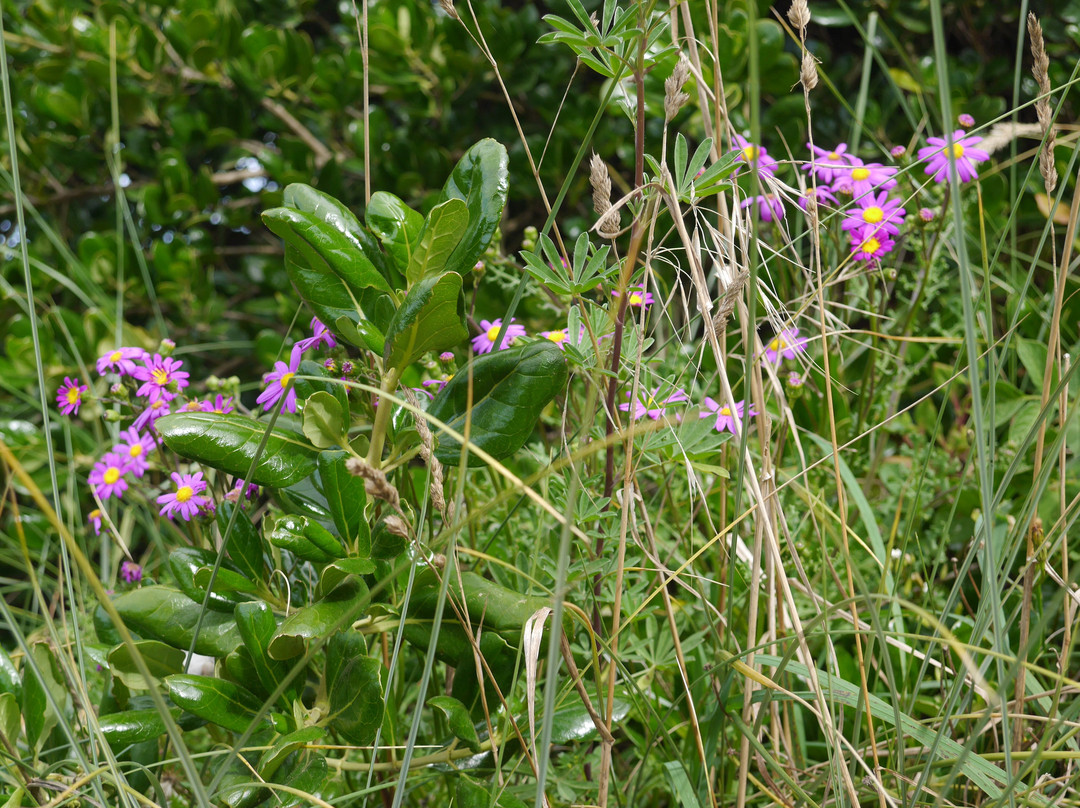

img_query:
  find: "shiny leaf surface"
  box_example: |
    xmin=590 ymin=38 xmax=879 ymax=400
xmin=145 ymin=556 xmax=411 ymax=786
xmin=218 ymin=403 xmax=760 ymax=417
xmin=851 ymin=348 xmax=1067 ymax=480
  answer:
xmin=383 ymin=271 xmax=468 ymax=372
xmin=434 ymin=138 xmax=509 ymax=276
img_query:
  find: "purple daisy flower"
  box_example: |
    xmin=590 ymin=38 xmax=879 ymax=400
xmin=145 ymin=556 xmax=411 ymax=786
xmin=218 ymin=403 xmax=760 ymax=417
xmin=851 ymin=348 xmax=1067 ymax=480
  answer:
xmin=798 ymin=186 xmax=838 ymax=211
xmin=422 ymin=376 xmax=449 ymax=393
xmin=256 ymin=345 xmax=303 ymax=413
xmin=200 ymin=394 xmax=235 ymax=414
xmin=88 ymin=509 xmax=103 ymax=536
xmin=612 ymin=285 xmax=656 ymax=309
xmin=840 ymin=191 xmax=906 ymax=239
xmin=96 ymin=347 xmax=147 ymax=377
xmin=700 ymin=397 xmax=756 ymax=434
xmin=619 ymin=385 xmax=689 ymax=421
xmin=132 ymin=354 xmax=190 ymax=402
xmin=764 ymin=328 xmax=808 ymax=363
xmin=732 ymin=134 xmax=778 ymax=176
xmin=57 ymin=377 xmax=88 ymax=416
xmin=133 ymin=398 xmax=171 ymax=431
xmin=89 ymin=452 xmax=130 ymax=501
xmin=540 ymin=328 xmax=570 ymax=349
xmin=297 ymin=317 xmax=337 ymax=353
xmin=803 ymin=143 xmax=853 ymax=183
xmin=120 ymin=561 xmax=142 ymax=584
xmin=179 ymin=399 xmax=204 ymax=412
xmin=157 ymin=471 xmax=211 ymax=521
xmin=851 ymin=232 xmax=896 ymax=262
xmin=115 ymin=427 xmax=156 ymax=478
xmin=917 ymin=130 xmax=989 ymax=184
xmin=832 ymin=157 xmax=898 ymax=198
xmin=472 ymin=319 xmax=526 ymax=354
xmin=740 ymin=193 xmax=784 ymax=222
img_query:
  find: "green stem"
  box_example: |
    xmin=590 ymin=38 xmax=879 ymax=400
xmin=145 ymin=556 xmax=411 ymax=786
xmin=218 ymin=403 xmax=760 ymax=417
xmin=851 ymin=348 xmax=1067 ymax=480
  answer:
xmin=366 ymin=368 xmax=401 ymax=468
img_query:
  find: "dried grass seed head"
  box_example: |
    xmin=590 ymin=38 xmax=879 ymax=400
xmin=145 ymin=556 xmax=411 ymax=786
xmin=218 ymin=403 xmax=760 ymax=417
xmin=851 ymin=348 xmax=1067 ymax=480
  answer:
xmin=1027 ymin=13 xmax=1058 ymax=192
xmin=664 ymin=54 xmax=692 ymax=122
xmin=788 ymin=0 xmax=811 ymax=36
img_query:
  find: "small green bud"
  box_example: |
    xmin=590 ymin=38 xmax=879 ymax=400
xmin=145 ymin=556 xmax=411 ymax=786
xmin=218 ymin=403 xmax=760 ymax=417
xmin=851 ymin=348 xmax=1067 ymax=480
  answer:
xmin=104 ymin=409 xmax=123 ymax=422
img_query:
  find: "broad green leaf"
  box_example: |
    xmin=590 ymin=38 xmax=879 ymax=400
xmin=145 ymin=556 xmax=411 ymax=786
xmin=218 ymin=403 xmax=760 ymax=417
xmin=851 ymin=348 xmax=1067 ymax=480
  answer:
xmin=165 ymin=674 xmax=269 ymax=734
xmin=268 ymin=514 xmax=344 ymax=563
xmin=434 ymin=139 xmax=509 ymax=277
xmin=294 ymin=359 xmax=348 ymax=417
xmin=319 ymin=558 xmax=377 ymax=595
xmin=369 ymin=516 xmax=408 ymax=560
xmin=268 ymin=579 xmax=369 ymax=660
xmin=234 ymin=602 xmax=296 ymax=705
xmin=259 ymin=726 xmax=325 ymax=781
xmin=302 ymin=391 xmax=345 ymax=449
xmin=262 ymin=206 xmax=391 ymax=294
xmin=23 ymin=643 xmax=67 ymax=755
xmin=217 ymin=502 xmax=265 ymax=583
xmin=548 ymin=691 xmax=631 ymax=743
xmin=157 ymin=412 xmax=318 ymax=488
xmin=407 ymin=198 xmax=469 ymax=284
xmin=316 ymin=451 xmax=370 ymax=556
xmin=428 ymin=340 xmax=568 ymax=465
xmin=335 ymin=314 xmax=385 ymax=355
xmin=192 ymin=565 xmax=259 ymax=597
xmin=279 ymin=749 xmax=329 ymax=797
xmin=99 ymin=708 xmax=179 ymax=749
xmin=0 ymin=648 xmax=21 ymax=701
xmin=111 ymin=586 xmax=243 ymax=657
xmin=383 ymin=271 xmax=468 ymax=372
xmin=0 ymin=693 xmax=19 ymax=751
xmin=429 ymin=695 xmax=482 ymax=752
xmin=325 ymin=630 xmax=384 ymax=745
xmin=107 ymin=640 xmax=186 ymax=690
xmin=282 ymin=184 xmax=369 ymax=253
xmin=366 ymin=191 xmax=424 ymax=279
xmin=169 ymin=547 xmax=252 ymax=612
xmin=411 ymin=568 xmax=554 ymax=641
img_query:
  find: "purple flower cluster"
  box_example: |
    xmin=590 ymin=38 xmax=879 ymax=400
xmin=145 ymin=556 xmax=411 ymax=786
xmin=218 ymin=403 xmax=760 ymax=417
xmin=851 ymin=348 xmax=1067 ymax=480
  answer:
xmin=617 ymin=384 xmax=757 ymax=436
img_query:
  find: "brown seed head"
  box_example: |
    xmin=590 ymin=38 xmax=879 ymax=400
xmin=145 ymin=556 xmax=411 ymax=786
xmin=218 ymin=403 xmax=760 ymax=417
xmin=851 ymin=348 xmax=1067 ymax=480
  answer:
xmin=440 ymin=0 xmax=459 ymax=20
xmin=664 ymin=54 xmax=692 ymax=122
xmin=1027 ymin=13 xmax=1058 ymax=192
xmin=788 ymin=0 xmax=811 ymax=36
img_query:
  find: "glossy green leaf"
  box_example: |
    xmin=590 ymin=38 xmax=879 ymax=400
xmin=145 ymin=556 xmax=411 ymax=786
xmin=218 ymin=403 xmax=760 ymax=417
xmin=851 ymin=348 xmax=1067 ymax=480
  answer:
xmin=548 ymin=692 xmax=630 ymax=743
xmin=383 ymin=271 xmax=468 ymax=372
xmin=318 ymin=558 xmax=377 ymax=595
xmin=365 ymin=191 xmax=424 ymax=279
xmin=302 ymin=391 xmax=345 ymax=449
xmin=259 ymin=726 xmax=324 ymax=781
xmin=110 ymin=586 xmax=243 ymax=657
xmin=165 ymin=674 xmax=269 ymax=734
xmin=369 ymin=516 xmax=408 ymax=560
xmin=193 ymin=565 xmax=259 ymax=597
xmin=434 ymin=139 xmax=509 ymax=276
xmin=316 ymin=451 xmax=370 ymax=556
xmin=279 ymin=749 xmax=329 ymax=798
xmin=428 ymin=340 xmax=568 ymax=465
xmin=429 ymin=695 xmax=482 ymax=752
xmin=169 ymin=547 xmax=252 ymax=612
xmin=107 ymin=640 xmax=186 ymax=690
xmin=269 ymin=514 xmax=344 ymax=563
xmin=268 ymin=578 xmax=369 ymax=660
xmin=157 ymin=412 xmax=317 ymax=489
xmin=0 ymin=693 xmax=19 ymax=751
xmin=335 ymin=314 xmax=385 ymax=355
xmin=0 ymin=648 xmax=21 ymax=701
xmin=294 ymin=359 xmax=348 ymax=417
xmin=234 ymin=602 xmax=295 ymax=705
xmin=407 ymin=198 xmax=469 ymax=284
xmin=262 ymin=206 xmax=391 ymax=294
xmin=99 ymin=708 xmax=179 ymax=749
xmin=325 ymin=629 xmax=384 ymax=745
xmin=411 ymin=568 xmax=553 ymax=641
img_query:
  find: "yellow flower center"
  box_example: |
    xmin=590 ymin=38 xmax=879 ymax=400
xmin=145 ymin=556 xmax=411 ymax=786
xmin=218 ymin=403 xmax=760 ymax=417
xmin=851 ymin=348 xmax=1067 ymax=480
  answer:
xmin=104 ymin=467 xmax=121 ymax=485
xmin=951 ymin=143 xmax=965 ymax=158
xmin=646 ymin=396 xmax=658 ymax=409
xmin=827 ymin=151 xmax=839 ymax=160
xmin=720 ymin=406 xmax=731 ymax=417
xmin=545 ymin=330 xmax=566 ymax=343
xmin=151 ymin=399 xmax=165 ymax=410
xmin=485 ymin=325 xmax=502 ymax=343
xmin=862 ymin=206 xmax=884 ymax=224
xmin=861 ymin=237 xmax=881 ymax=255
xmin=741 ymin=145 xmax=759 ymax=162
xmin=128 ymin=444 xmax=143 ymax=458
xmin=89 ymin=509 xmax=101 ymax=520
xmin=151 ymin=368 xmax=169 ymax=385
xmin=66 ymin=387 xmax=80 ymax=404
xmin=769 ymin=337 xmax=785 ymax=352
xmin=109 ymin=350 xmax=123 ymax=362
xmin=629 ymin=292 xmax=644 ymax=306
xmin=184 ymin=401 xmax=201 ymax=411
xmin=279 ymin=372 xmax=295 ymax=388
xmin=851 ymin=167 xmax=871 ymax=181
xmin=175 ymin=486 xmax=194 ymax=503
